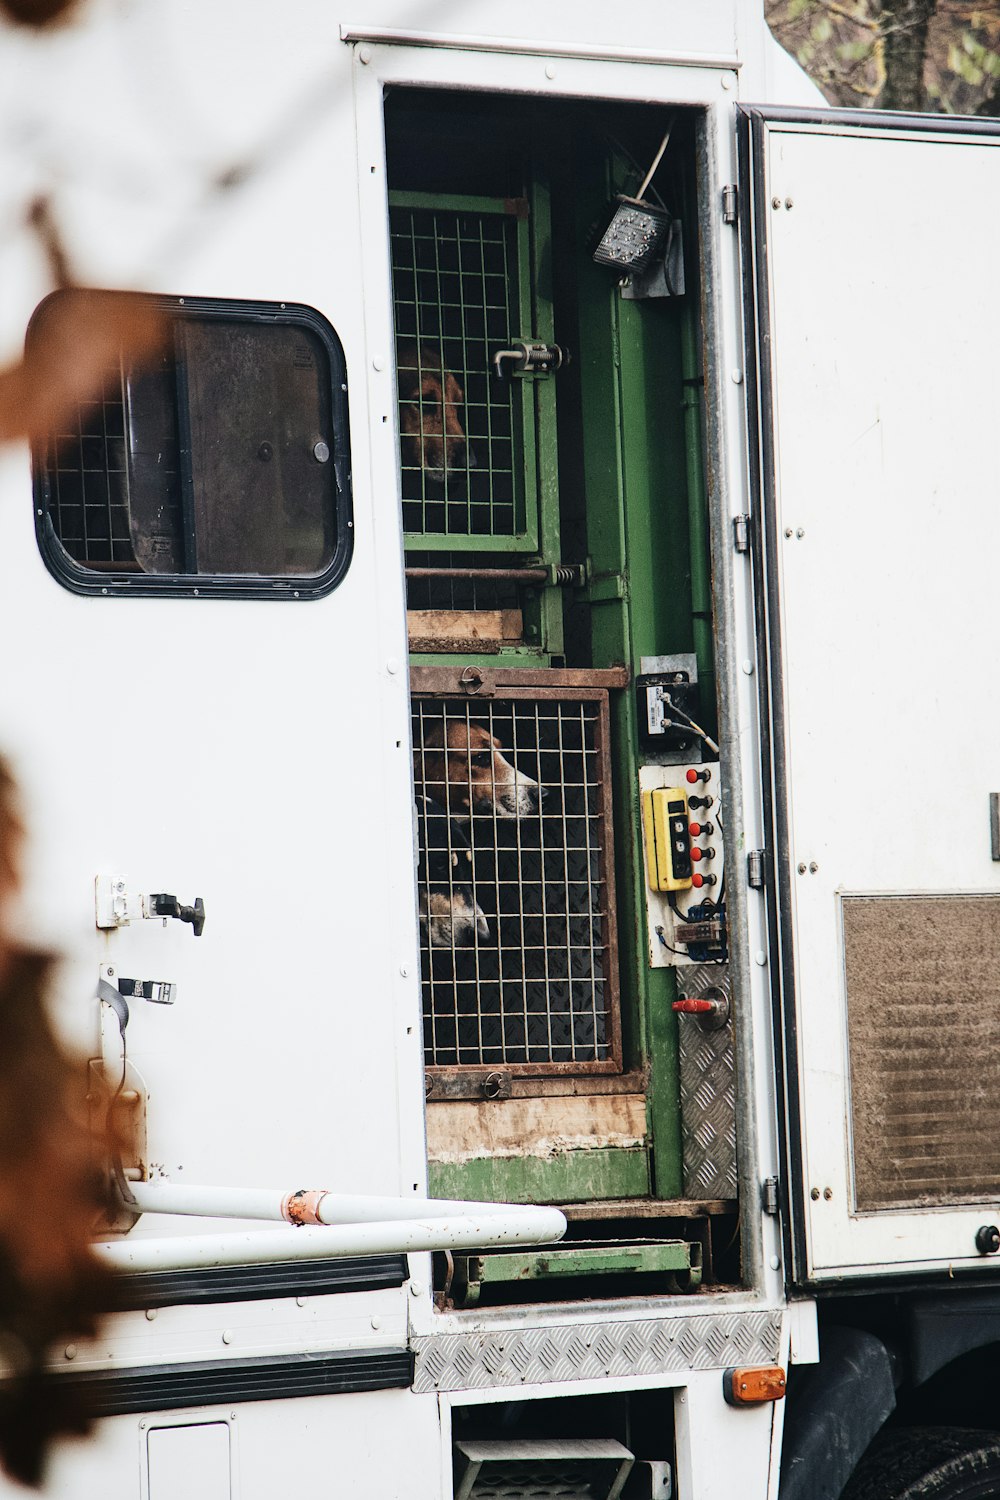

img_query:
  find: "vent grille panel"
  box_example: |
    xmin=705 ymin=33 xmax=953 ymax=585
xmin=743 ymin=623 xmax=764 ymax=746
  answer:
xmin=844 ymin=893 xmax=1000 ymax=1210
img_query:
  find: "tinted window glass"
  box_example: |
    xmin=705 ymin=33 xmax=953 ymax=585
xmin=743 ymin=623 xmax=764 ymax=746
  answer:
xmin=32 ymin=293 xmax=352 ymax=598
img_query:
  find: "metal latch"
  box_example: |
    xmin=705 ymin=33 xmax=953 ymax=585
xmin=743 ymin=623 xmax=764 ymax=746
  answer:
xmin=96 ymin=874 xmax=206 ymax=935
xmin=492 ymin=340 xmax=568 ymax=378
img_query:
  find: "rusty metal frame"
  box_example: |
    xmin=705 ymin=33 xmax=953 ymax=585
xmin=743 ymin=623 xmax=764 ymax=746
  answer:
xmin=411 ymin=667 xmax=627 ymax=1084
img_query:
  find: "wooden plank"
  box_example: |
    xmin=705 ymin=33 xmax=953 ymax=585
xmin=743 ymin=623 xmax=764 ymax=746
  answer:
xmin=407 ymin=609 xmax=523 ymax=644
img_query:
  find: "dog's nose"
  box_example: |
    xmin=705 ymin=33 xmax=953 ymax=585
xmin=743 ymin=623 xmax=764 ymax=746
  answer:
xmin=476 ymin=908 xmax=490 ymax=941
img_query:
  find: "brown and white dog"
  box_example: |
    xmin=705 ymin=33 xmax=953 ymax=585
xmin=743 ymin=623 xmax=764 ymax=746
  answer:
xmin=415 ymin=720 xmax=541 ymax=820
xmin=396 ymin=341 xmax=472 ymax=483
xmin=417 ymin=796 xmax=489 ymax=948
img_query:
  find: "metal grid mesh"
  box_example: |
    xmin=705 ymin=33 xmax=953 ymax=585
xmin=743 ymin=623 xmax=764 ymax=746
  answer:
xmin=405 ymin=553 xmax=520 ymax=612
xmin=44 ymin=361 xmax=139 ymax=566
xmin=412 ymin=695 xmax=618 ymax=1069
xmin=391 ymin=204 xmax=522 ymax=540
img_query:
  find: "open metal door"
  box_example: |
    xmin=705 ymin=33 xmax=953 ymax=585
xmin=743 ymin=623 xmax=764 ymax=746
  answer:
xmin=740 ymin=105 xmax=1000 ymax=1285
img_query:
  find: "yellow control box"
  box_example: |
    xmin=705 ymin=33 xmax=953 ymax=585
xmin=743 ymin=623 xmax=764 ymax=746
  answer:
xmin=642 ymin=787 xmax=693 ymax=892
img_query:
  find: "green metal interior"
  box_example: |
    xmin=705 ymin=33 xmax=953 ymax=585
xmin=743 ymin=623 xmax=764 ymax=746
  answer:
xmin=386 ymin=96 xmax=717 ymax=1226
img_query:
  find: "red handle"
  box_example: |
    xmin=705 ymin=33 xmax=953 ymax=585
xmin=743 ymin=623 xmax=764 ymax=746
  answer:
xmin=672 ymin=997 xmax=716 ymax=1014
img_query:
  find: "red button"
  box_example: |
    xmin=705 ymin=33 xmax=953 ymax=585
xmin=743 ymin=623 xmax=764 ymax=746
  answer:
xmin=691 ymin=873 xmax=705 ymax=888
xmin=691 ymin=847 xmax=704 ymax=862
xmin=686 ymin=769 xmax=699 ymax=783
xmin=689 ymin=823 xmax=702 ymax=838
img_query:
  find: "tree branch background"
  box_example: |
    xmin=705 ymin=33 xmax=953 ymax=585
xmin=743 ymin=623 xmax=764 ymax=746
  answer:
xmin=767 ymin=0 xmax=1000 ymax=113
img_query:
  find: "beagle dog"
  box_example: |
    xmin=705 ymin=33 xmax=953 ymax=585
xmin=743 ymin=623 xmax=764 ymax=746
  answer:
xmin=396 ymin=341 xmax=471 ymax=483
xmin=415 ymin=720 xmax=541 ymax=821
xmin=417 ymin=795 xmax=489 ymax=948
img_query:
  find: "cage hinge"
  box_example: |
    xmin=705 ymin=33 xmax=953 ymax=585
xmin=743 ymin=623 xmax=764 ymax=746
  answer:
xmin=722 ymin=185 xmax=738 ymax=225
xmin=762 ymin=1176 xmax=780 ymax=1217
xmin=732 ymin=514 xmax=751 ymax=553
xmin=747 ymin=849 xmax=767 ymax=889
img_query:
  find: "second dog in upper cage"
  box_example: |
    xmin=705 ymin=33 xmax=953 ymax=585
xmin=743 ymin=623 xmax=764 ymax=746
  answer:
xmin=416 ymin=796 xmax=489 ymax=948
xmin=415 ymin=719 xmax=541 ymax=820
xmin=396 ymin=341 xmax=474 ymax=484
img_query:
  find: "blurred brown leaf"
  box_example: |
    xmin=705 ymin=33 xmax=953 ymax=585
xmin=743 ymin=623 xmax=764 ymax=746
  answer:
xmin=0 ymin=0 xmax=77 ymax=26
xmin=0 ymin=763 xmax=119 ymax=1487
xmin=0 ymin=289 xmax=166 ymax=447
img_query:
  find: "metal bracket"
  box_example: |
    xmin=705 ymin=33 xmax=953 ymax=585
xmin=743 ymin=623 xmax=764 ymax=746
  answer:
xmin=426 ymin=1070 xmax=512 ymax=1102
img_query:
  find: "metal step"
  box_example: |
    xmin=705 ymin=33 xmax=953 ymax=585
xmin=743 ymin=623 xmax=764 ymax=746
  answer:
xmin=454 ymin=1439 xmax=635 ymax=1500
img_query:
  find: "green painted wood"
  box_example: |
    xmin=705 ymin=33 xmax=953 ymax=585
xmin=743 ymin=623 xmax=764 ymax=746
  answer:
xmin=470 ymin=1239 xmax=701 ymax=1283
xmin=427 ymin=1147 xmax=650 ymax=1205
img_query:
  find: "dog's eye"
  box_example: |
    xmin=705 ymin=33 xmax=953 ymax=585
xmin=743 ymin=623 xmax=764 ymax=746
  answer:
xmin=469 ymin=752 xmax=492 ymax=767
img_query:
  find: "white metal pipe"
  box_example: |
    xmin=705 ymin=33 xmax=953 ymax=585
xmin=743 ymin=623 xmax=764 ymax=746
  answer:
xmin=97 ymin=1209 xmax=568 ymax=1274
xmin=127 ymin=1181 xmax=552 ymax=1226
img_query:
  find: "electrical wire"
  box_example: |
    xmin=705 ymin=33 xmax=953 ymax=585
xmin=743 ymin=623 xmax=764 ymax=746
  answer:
xmin=655 ymin=924 xmax=686 ymax=956
xmin=663 ymin=693 xmax=720 ymax=755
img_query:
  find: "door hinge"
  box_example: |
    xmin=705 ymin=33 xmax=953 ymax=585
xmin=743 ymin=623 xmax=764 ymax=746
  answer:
xmin=762 ymin=1176 xmax=780 ymax=1216
xmin=732 ymin=514 xmax=750 ymax=553
xmin=747 ymin=849 xmax=767 ymax=889
xmin=722 ymin=184 xmax=738 ymax=225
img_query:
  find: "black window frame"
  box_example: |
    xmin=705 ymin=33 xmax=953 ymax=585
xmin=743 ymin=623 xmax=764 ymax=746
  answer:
xmin=30 ymin=292 xmax=353 ymax=601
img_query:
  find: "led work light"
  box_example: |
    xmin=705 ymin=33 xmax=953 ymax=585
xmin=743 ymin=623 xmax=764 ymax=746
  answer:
xmin=593 ymin=126 xmax=674 ymax=276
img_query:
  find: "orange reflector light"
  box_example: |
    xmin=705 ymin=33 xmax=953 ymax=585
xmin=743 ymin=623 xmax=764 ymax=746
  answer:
xmin=723 ymin=1365 xmax=787 ymax=1406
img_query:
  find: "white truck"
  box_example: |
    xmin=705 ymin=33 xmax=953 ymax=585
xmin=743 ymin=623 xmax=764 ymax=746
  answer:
xmin=2 ymin=2 xmax=1000 ymax=1496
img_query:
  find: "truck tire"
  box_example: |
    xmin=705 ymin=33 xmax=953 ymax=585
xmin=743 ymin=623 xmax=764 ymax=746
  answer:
xmin=842 ymin=1429 xmax=1000 ymax=1500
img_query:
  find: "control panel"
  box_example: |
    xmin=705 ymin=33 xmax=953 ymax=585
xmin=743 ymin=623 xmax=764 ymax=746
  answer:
xmin=639 ymin=762 xmax=725 ymax=968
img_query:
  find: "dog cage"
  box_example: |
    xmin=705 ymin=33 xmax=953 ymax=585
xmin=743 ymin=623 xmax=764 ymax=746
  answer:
xmin=390 ymin=181 xmax=566 ymax=662
xmin=390 ymin=193 xmax=536 ymax=550
xmin=411 ymin=669 xmax=627 ymax=1090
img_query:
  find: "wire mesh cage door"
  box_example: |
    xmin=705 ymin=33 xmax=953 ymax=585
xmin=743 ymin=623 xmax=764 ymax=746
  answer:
xmin=389 ymin=191 xmax=542 ymax=553
xmin=412 ymin=685 xmax=623 ymax=1079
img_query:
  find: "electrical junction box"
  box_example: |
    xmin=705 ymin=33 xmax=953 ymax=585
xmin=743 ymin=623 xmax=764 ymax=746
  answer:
xmin=639 ymin=761 xmax=724 ymax=968
xmin=635 ymin=653 xmax=703 ymax=760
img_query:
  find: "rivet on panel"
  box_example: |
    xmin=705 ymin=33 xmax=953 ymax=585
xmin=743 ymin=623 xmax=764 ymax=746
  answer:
xmin=823 ymin=1187 xmax=833 ymax=1200
xmin=811 ymin=1187 xmax=820 ymax=1200
xmin=785 ymin=198 xmax=794 ymax=210
xmin=64 ymin=1345 xmax=77 ymax=1360
xmin=784 ymin=527 xmax=793 ymax=538
xmin=409 ymin=1280 xmax=424 ymax=1297
xmin=544 ymin=63 xmax=557 ymax=79
xmin=772 ymin=196 xmax=782 ymax=210
xmin=755 ymin=951 xmax=767 ymax=967
xmin=222 ymin=1329 xmax=233 ymax=1345
xmin=797 ymin=862 xmax=807 ymax=874
xmin=809 ymin=862 xmax=819 ymax=873
xmin=721 ymin=73 xmax=733 ymax=90
xmin=145 ymin=1308 xmax=157 ymax=1321
xmin=796 ymin=527 xmax=805 ymax=539
xmin=742 ymin=659 xmax=754 ymax=676
xmin=769 ymin=1254 xmax=781 ymax=1270
xmin=371 ymin=1315 xmax=382 ymax=1330
xmin=358 ymin=44 xmax=372 ymax=63
xmin=731 ymin=368 xmax=743 ymax=384
xmin=296 ymin=1296 xmax=306 ymax=1308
